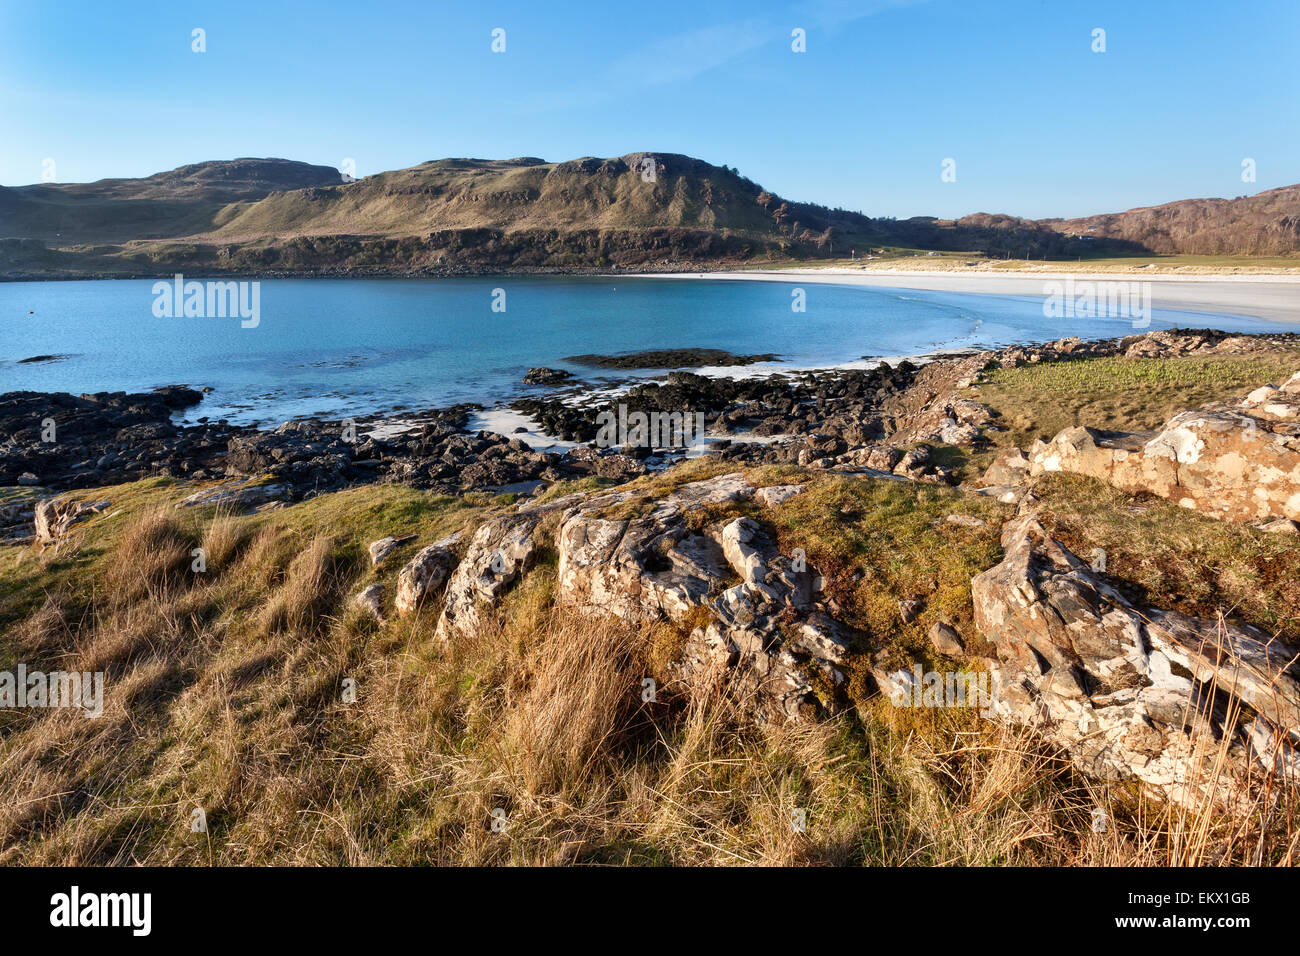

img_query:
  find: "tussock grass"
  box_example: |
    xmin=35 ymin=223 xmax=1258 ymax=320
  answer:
xmin=102 ymin=506 xmax=194 ymax=604
xmin=201 ymin=508 xmax=249 ymax=570
xmin=0 ymin=468 xmax=1293 ymax=865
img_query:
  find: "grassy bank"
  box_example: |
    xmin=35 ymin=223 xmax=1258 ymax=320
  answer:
xmin=971 ymin=350 xmax=1300 ymax=452
xmin=1 ymin=463 xmax=1295 ymax=865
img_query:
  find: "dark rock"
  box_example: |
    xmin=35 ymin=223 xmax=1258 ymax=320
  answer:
xmin=928 ymin=621 xmax=965 ymax=657
xmin=565 ymin=348 xmax=778 ymax=369
xmin=522 ymin=367 xmax=576 ymax=386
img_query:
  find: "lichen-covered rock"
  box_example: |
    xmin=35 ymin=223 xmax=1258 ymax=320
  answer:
xmin=176 ymin=480 xmax=287 ymax=511
xmin=34 ymin=496 xmax=112 ymax=545
xmin=971 ymin=512 xmax=1300 ymax=810
xmin=755 ymin=484 xmax=805 ymax=508
xmin=369 ymin=534 xmax=415 ymax=567
xmin=928 ymin=621 xmax=965 ymax=657
xmin=979 ymin=446 xmax=1031 ymax=488
xmin=434 ymin=519 xmax=537 ymax=642
xmin=681 ymin=515 xmax=843 ymax=721
xmin=894 ymin=447 xmax=931 ymax=479
xmin=1028 ymin=372 xmax=1300 ymax=523
xmin=353 ymin=583 xmax=385 ymax=623
xmin=395 ymin=532 xmax=461 ymax=617
xmin=555 ymin=481 xmax=735 ymax=623
xmin=1258 ymin=517 xmax=1300 ymax=534
xmin=554 ymin=472 xmax=848 ymax=722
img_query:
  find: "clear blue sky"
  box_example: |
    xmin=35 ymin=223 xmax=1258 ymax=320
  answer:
xmin=2 ymin=0 xmax=1296 ymax=218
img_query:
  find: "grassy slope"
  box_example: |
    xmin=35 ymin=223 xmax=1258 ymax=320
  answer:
xmin=207 ymin=158 xmax=788 ymax=241
xmin=5 ymin=155 xmax=885 ymax=276
xmin=1 ymin=459 xmax=1295 ymax=865
xmin=0 ymin=160 xmax=346 ymax=245
xmin=7 ymin=156 xmax=1299 ymax=277
xmin=971 ymin=350 xmax=1300 ymax=452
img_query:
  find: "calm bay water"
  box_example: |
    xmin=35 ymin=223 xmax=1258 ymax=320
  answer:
xmin=0 ymin=276 xmax=1282 ymax=426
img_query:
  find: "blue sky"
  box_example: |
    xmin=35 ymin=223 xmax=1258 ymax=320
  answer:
xmin=2 ymin=0 xmax=1296 ymax=218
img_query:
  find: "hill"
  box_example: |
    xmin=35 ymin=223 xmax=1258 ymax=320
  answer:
xmin=0 ymin=158 xmax=344 ymax=246
xmin=1045 ymin=184 xmax=1300 ymax=256
xmin=0 ymin=153 xmax=1295 ymax=277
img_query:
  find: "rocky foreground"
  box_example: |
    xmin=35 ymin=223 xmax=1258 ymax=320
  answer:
xmin=377 ymin=466 xmax=1300 ymax=814
xmin=9 ymin=325 xmax=1300 ymax=815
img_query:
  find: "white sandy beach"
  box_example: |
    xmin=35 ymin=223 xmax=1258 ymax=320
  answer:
xmin=647 ymin=269 xmax=1300 ymax=324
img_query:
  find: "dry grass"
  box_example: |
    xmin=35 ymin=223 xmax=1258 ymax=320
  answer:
xmin=0 ymin=474 xmax=1294 ymax=866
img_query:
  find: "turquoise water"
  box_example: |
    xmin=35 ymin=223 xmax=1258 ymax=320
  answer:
xmin=0 ymin=276 xmax=1282 ymax=426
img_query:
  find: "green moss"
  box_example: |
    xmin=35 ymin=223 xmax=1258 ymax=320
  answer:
xmin=766 ymin=474 xmax=1008 ymax=674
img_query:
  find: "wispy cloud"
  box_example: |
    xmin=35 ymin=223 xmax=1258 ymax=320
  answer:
xmin=607 ymin=17 xmax=773 ymax=89
xmin=794 ymin=0 xmax=930 ymax=32
xmin=522 ymin=0 xmax=934 ymax=113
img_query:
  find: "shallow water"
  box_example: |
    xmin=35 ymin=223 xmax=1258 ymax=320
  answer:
xmin=0 ymin=276 xmax=1282 ymax=426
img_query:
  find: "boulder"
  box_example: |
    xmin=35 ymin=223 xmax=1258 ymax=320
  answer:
xmin=755 ymin=484 xmax=805 ymax=508
xmin=1028 ymin=375 xmax=1300 ymax=524
xmin=937 ymin=417 xmax=979 ymax=445
xmin=34 ymin=496 xmax=112 ymax=545
xmin=928 ymin=621 xmax=965 ymax=657
xmin=864 ymin=446 xmax=904 ymax=472
xmin=368 ymin=534 xmax=416 ymax=566
xmin=395 ymin=532 xmax=461 ymax=617
xmin=434 ymin=518 xmax=538 ymax=641
xmin=971 ymin=512 xmax=1300 ymax=810
xmin=176 ymin=480 xmax=287 ymax=511
xmin=352 ymin=583 xmax=385 ymax=623
xmin=556 ymin=492 xmax=731 ymax=623
xmin=894 ymin=448 xmax=930 ymax=479
xmin=979 ymin=446 xmax=1031 ymax=488
xmin=1258 ymin=518 xmax=1300 ymax=535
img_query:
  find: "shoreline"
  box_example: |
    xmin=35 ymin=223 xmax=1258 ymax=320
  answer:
xmin=5 ymin=326 xmax=1299 ymax=513
xmin=9 ymin=269 xmax=1299 ymax=430
xmin=15 ymin=264 xmax=1291 ymax=323
xmin=630 ymin=268 xmax=1300 ymax=324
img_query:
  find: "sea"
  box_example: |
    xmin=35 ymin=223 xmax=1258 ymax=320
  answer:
xmin=0 ymin=276 xmax=1283 ymax=427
